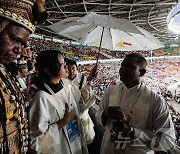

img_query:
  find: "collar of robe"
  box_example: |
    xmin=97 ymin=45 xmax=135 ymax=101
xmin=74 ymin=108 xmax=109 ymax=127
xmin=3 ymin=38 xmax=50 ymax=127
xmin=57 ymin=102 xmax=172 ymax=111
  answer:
xmin=41 ymin=80 xmax=63 ymax=94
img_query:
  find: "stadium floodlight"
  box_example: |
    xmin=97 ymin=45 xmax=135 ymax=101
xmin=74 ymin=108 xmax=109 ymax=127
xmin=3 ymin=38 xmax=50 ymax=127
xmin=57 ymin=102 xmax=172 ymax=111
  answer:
xmin=167 ymin=2 xmax=180 ymax=34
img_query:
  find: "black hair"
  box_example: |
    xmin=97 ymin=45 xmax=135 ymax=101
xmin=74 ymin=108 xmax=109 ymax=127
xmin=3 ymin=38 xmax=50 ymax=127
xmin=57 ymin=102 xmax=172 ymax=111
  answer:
xmin=36 ymin=50 xmax=62 ymax=80
xmin=65 ymin=58 xmax=77 ymax=67
xmin=18 ymin=64 xmax=27 ymax=73
xmin=125 ymin=53 xmax=147 ymax=69
xmin=27 ymin=60 xmax=34 ymax=71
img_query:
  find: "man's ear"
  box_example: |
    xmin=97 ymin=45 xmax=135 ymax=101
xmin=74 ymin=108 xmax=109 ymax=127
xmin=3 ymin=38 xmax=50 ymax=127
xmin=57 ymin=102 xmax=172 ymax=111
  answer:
xmin=139 ymin=69 xmax=146 ymax=77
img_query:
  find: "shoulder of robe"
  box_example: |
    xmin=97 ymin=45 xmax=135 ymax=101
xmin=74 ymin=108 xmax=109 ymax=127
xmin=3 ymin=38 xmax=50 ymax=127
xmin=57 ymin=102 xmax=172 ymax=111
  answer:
xmin=61 ymin=78 xmax=71 ymax=85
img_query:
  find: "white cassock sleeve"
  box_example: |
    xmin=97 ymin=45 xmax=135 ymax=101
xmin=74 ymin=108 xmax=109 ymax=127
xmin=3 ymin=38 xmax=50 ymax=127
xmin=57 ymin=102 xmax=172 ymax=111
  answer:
xmin=131 ymin=95 xmax=176 ymax=152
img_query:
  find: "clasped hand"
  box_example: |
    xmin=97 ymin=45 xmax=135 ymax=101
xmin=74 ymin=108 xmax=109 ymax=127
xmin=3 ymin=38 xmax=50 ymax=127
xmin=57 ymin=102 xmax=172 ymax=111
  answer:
xmin=107 ymin=106 xmax=124 ymax=121
xmin=103 ymin=106 xmax=131 ymax=137
xmin=102 ymin=106 xmax=130 ymax=127
xmin=57 ymin=103 xmax=75 ymax=129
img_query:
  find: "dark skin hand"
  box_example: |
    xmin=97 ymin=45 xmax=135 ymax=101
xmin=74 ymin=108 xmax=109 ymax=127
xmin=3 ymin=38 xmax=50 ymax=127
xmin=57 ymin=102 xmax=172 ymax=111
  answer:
xmin=102 ymin=106 xmax=124 ymax=126
xmin=102 ymin=106 xmax=132 ymax=137
xmin=87 ymin=64 xmax=98 ymax=81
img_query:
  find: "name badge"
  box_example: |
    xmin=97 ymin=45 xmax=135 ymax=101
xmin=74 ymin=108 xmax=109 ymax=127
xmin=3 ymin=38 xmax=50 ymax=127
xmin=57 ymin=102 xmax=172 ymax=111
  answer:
xmin=66 ymin=120 xmax=80 ymax=143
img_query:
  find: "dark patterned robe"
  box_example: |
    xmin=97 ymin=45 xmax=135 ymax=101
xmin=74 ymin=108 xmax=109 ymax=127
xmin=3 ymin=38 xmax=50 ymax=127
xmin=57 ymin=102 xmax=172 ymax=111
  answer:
xmin=0 ymin=64 xmax=28 ymax=154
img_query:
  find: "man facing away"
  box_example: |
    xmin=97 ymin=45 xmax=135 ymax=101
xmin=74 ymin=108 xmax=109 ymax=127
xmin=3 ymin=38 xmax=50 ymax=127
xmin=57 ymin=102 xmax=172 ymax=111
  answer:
xmin=0 ymin=0 xmax=48 ymax=153
xmin=96 ymin=53 xmax=176 ymax=154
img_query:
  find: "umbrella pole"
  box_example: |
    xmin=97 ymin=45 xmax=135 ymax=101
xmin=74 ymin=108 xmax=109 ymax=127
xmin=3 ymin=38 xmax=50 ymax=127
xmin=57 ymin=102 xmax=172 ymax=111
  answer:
xmin=150 ymin=50 xmax=153 ymax=64
xmin=96 ymin=27 xmax=105 ymax=64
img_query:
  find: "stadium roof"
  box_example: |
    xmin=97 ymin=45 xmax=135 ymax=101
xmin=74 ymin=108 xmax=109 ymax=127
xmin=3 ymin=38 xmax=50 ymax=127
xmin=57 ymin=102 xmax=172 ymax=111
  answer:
xmin=37 ymin=0 xmax=179 ymax=47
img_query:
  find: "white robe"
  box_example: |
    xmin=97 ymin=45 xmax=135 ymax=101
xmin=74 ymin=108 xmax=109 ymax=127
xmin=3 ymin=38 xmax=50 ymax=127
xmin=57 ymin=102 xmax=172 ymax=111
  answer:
xmin=96 ymin=82 xmax=176 ymax=154
xmin=29 ymin=79 xmax=88 ymax=154
xmin=68 ymin=72 xmax=96 ymax=109
xmin=66 ymin=74 xmax=96 ymax=144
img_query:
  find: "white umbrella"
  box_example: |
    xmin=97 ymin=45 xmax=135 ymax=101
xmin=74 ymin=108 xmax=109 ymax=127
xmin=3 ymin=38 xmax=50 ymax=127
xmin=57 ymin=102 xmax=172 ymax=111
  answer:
xmin=48 ymin=12 xmax=142 ymax=44
xmin=104 ymin=26 xmax=164 ymax=51
xmin=82 ymin=26 xmax=164 ymax=51
xmin=48 ymin=12 xmax=164 ymax=52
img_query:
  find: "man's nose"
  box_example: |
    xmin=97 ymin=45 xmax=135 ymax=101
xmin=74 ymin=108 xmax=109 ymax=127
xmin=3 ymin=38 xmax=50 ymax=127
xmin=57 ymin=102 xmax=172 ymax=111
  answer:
xmin=69 ymin=68 xmax=74 ymax=73
xmin=65 ymin=65 xmax=68 ymax=69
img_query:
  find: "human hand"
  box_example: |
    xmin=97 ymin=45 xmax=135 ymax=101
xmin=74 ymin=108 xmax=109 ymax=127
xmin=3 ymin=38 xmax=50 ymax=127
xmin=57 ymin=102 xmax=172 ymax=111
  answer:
xmin=112 ymin=121 xmax=124 ymax=134
xmin=102 ymin=106 xmax=124 ymax=126
xmin=106 ymin=106 xmax=124 ymax=121
xmin=87 ymin=64 xmax=98 ymax=81
xmin=110 ymin=111 xmax=132 ymax=138
xmin=57 ymin=103 xmax=75 ymax=129
xmin=63 ymin=103 xmax=75 ymax=124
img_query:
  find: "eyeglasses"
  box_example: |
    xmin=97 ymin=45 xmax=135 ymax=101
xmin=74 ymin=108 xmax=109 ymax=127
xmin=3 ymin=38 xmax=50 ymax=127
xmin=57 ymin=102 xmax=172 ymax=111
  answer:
xmin=59 ymin=62 xmax=67 ymax=68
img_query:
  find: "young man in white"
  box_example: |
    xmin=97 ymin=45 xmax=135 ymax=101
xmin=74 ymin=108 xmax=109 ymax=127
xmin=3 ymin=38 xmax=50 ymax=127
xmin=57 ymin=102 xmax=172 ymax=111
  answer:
xmin=65 ymin=58 xmax=97 ymax=145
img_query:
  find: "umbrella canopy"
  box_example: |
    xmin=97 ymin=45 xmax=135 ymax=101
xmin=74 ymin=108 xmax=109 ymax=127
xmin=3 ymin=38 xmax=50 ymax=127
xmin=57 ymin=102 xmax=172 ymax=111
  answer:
xmin=48 ymin=12 xmax=142 ymax=43
xmin=104 ymin=26 xmax=164 ymax=51
xmin=48 ymin=12 xmax=164 ymax=51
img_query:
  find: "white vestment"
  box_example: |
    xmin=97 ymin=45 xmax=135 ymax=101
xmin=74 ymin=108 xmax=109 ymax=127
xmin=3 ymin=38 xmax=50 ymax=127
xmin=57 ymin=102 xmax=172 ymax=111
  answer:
xmin=29 ymin=79 xmax=88 ymax=154
xmin=67 ymin=73 xmax=96 ymax=144
xmin=68 ymin=72 xmax=96 ymax=110
xmin=96 ymin=82 xmax=176 ymax=154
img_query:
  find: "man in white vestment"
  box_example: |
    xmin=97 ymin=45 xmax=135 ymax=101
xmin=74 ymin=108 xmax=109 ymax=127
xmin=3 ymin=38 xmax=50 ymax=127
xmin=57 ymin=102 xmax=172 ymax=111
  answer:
xmin=96 ymin=53 xmax=176 ymax=154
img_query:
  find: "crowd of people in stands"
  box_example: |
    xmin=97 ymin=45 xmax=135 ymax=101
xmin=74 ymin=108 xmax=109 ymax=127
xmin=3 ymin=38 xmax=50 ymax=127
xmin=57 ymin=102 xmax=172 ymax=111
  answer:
xmin=28 ymin=37 xmax=180 ymax=61
xmin=20 ymin=38 xmax=180 ymax=109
